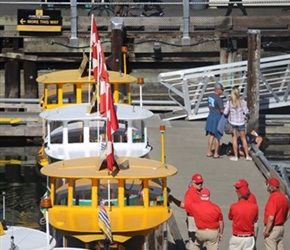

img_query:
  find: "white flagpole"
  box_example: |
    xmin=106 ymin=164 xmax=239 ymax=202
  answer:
xmin=108 ymin=180 xmax=111 ymax=211
xmin=88 ymin=14 xmax=94 ymax=102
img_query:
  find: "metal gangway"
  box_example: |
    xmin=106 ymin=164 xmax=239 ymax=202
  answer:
xmin=158 ymin=54 xmax=290 ymax=121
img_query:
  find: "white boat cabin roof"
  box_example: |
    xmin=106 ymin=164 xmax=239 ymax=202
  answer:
xmin=39 ymin=103 xmax=154 ymax=122
xmin=0 ymin=226 xmax=56 ymax=250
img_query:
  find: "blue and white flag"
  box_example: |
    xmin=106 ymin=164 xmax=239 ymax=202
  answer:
xmin=98 ymin=201 xmax=113 ymax=243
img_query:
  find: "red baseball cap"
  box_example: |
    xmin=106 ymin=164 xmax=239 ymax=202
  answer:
xmin=200 ymin=188 xmax=210 ymax=197
xmin=236 ymin=186 xmax=250 ymax=196
xmin=192 ymin=174 xmax=203 ymax=183
xmin=266 ymin=178 xmax=279 ymax=188
xmin=234 ymin=179 xmax=249 ymax=189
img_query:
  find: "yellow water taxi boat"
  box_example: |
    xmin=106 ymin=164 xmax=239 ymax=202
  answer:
xmin=41 ymin=157 xmax=177 ymax=248
xmin=36 ymin=53 xmax=137 ymax=111
xmin=40 ymin=127 xmax=177 ymax=249
xmin=36 ymin=52 xmax=147 ymax=169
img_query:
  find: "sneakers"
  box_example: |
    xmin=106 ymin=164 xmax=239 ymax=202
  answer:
xmin=230 ymin=156 xmax=252 ymax=161
xmin=159 ymin=11 xmax=164 ymax=17
xmin=140 ymin=12 xmax=147 ymax=17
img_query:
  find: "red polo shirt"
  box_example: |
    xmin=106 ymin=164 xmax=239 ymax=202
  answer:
xmin=248 ymin=192 xmax=257 ymax=204
xmin=228 ymin=199 xmax=258 ymax=235
xmin=189 ymin=200 xmax=223 ymax=229
xmin=184 ymin=186 xmax=201 ymax=215
xmin=264 ymin=190 xmax=288 ymax=226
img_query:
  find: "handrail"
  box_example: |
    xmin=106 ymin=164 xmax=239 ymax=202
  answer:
xmin=251 ymin=144 xmax=290 ymax=199
xmin=158 ymin=54 xmax=290 ymax=120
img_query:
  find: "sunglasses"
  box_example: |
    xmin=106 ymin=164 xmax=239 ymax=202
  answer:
xmin=194 ymin=182 xmax=203 ymax=185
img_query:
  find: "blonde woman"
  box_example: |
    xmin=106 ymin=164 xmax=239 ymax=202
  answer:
xmin=224 ymin=86 xmax=251 ymax=161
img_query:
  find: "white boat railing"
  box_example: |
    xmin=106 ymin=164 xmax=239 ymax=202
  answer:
xmin=158 ymin=54 xmax=290 ymax=120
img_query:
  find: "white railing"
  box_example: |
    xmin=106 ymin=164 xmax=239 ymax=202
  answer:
xmin=208 ymin=0 xmax=290 ymax=6
xmin=158 ymin=54 xmax=290 ymax=120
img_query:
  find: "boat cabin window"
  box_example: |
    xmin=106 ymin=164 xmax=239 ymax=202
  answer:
xmin=46 ymin=84 xmax=77 ymax=105
xmin=124 ymin=179 xmax=143 ymax=206
xmin=45 ymin=83 xmax=90 ymax=107
xmin=46 ymin=84 xmax=58 ymax=105
xmin=98 ymin=180 xmax=119 ymax=206
xmin=81 ymin=84 xmax=92 ymax=103
xmin=54 ymin=178 xmax=69 ymax=206
xmin=89 ymin=121 xmax=106 ymax=142
xmin=67 ymin=121 xmax=84 ymax=143
xmin=72 ymin=179 xmax=92 ymax=206
xmin=49 ymin=121 xmax=64 ymax=143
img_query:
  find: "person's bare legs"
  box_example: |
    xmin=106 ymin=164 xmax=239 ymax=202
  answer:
xmin=213 ymin=138 xmax=220 ymax=158
xmin=232 ymin=129 xmax=238 ymax=158
xmin=207 ymin=134 xmax=214 ymax=156
xmin=239 ymin=130 xmax=250 ymax=158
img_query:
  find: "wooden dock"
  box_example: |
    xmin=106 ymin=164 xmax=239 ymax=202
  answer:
xmin=0 ymin=103 xmax=42 ymax=137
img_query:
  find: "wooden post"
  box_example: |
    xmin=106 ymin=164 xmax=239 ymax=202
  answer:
xmin=107 ymin=17 xmax=124 ymax=72
xmin=107 ymin=17 xmax=127 ymax=102
xmin=23 ymin=61 xmax=38 ymax=98
xmin=5 ymin=60 xmax=20 ymax=98
xmin=247 ymin=30 xmax=261 ymax=133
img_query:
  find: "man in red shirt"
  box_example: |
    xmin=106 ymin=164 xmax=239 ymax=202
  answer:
xmin=189 ymin=188 xmax=224 ymax=250
xmin=228 ymin=186 xmax=259 ymax=250
xmin=263 ymin=178 xmax=290 ymax=250
xmin=234 ymin=178 xmax=258 ymax=249
xmin=184 ymin=173 xmax=204 ymax=249
xmin=234 ymin=179 xmax=257 ymax=204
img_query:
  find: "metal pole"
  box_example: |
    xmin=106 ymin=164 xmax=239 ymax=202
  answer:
xmin=2 ymin=192 xmax=5 ymax=221
xmin=70 ymin=0 xmax=79 ymax=47
xmin=182 ymin=0 xmax=190 ymax=45
xmin=247 ymin=30 xmax=261 ymax=133
xmin=160 ymin=125 xmax=166 ymax=164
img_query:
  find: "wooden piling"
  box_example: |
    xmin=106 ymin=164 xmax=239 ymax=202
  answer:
xmin=5 ymin=60 xmax=20 ymax=98
xmin=23 ymin=61 xmax=38 ymax=98
xmin=247 ymin=30 xmax=261 ymax=133
xmin=107 ymin=17 xmax=124 ymax=72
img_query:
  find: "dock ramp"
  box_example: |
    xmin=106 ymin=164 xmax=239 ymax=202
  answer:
xmin=158 ymin=54 xmax=290 ymax=121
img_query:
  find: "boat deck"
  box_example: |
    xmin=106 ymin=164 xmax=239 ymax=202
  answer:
xmin=146 ymin=115 xmax=290 ymax=249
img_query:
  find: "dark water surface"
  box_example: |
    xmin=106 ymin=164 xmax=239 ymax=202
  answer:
xmin=0 ymin=181 xmax=42 ymax=229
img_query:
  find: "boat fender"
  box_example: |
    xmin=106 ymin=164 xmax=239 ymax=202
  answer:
xmin=0 ymin=221 xmax=5 ymax=235
xmin=146 ymin=143 xmax=153 ymax=151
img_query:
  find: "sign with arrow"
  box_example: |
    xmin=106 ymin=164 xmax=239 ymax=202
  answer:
xmin=17 ymin=9 xmax=62 ymax=33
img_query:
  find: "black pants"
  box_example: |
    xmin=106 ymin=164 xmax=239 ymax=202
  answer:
xmin=225 ymin=0 xmax=247 ymax=16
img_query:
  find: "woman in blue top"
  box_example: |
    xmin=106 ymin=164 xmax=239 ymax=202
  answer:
xmin=224 ymin=86 xmax=251 ymax=162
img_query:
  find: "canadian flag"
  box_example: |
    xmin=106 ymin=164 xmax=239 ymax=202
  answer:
xmin=91 ymin=16 xmax=119 ymax=172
